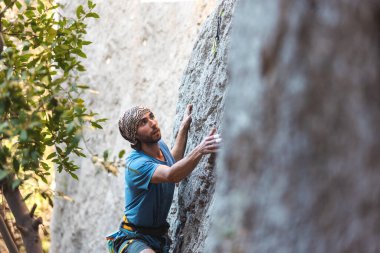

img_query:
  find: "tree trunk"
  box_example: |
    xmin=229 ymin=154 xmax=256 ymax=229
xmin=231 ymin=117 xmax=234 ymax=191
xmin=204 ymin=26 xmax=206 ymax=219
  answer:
xmin=0 ymin=212 xmax=19 ymax=253
xmin=3 ymin=183 xmax=43 ymax=253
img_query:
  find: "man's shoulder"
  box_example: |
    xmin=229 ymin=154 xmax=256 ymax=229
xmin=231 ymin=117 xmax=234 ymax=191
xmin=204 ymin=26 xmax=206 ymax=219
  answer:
xmin=126 ymin=151 xmax=151 ymax=167
xmin=125 ymin=151 xmax=158 ymax=177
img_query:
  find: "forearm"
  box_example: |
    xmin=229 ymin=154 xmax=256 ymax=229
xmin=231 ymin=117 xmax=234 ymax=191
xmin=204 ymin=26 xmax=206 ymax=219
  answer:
xmin=168 ymin=145 xmax=203 ymax=182
xmin=152 ymin=129 xmax=220 ymax=184
xmin=171 ymin=124 xmax=189 ymax=161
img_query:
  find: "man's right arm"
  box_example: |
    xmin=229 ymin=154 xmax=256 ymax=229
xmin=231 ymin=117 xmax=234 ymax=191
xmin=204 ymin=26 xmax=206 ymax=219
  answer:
xmin=151 ymin=129 xmax=221 ymax=184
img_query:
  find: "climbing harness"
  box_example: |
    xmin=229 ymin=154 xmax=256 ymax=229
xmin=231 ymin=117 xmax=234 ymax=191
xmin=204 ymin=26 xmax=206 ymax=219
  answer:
xmin=121 ymin=215 xmax=169 ymax=237
xmin=107 ymin=233 xmax=134 ymax=253
xmin=106 ymin=215 xmax=170 ymax=253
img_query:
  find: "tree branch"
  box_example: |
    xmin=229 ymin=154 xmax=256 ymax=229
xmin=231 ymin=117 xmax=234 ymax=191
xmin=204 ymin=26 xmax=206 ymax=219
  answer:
xmin=0 ymin=211 xmax=19 ymax=253
xmin=29 ymin=203 xmax=37 ymax=217
xmin=31 ymin=217 xmax=42 ymax=230
xmin=0 ymin=0 xmax=17 ymax=17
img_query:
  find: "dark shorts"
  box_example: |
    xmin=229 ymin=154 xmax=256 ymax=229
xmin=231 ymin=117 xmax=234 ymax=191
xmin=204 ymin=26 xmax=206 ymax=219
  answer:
xmin=122 ymin=239 xmax=151 ymax=253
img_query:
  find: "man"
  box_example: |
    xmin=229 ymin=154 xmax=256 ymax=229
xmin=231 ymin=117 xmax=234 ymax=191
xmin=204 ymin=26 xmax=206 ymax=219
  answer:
xmin=107 ymin=104 xmax=221 ymax=253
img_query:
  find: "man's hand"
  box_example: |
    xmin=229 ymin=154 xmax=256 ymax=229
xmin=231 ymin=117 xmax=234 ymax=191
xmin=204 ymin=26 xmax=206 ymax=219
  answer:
xmin=181 ymin=104 xmax=193 ymax=130
xmin=171 ymin=104 xmax=193 ymax=161
xmin=197 ymin=128 xmax=222 ymax=154
xmin=154 ymin=128 xmax=222 ymax=184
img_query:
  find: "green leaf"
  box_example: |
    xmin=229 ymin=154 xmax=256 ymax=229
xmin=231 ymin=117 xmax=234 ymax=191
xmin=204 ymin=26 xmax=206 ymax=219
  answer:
xmin=72 ymin=48 xmax=87 ymax=58
xmin=81 ymin=40 xmax=92 ymax=45
xmin=54 ymin=44 xmax=70 ymax=54
xmin=0 ymin=170 xmax=9 ymax=181
xmin=88 ymin=0 xmax=95 ymax=8
xmin=57 ymin=164 xmax=63 ymax=173
xmin=96 ymin=118 xmax=108 ymax=123
xmin=12 ymin=158 xmax=20 ymax=172
xmin=40 ymin=161 xmax=50 ymax=171
xmin=40 ymin=175 xmax=48 ymax=184
xmin=19 ymin=53 xmax=33 ymax=62
xmin=23 ymin=192 xmax=33 ymax=201
xmin=37 ymin=0 xmax=44 ymax=13
xmin=47 ymin=195 xmax=54 ymax=207
xmin=69 ymin=171 xmax=79 ymax=180
xmin=7 ymin=68 xmax=13 ymax=79
xmin=56 ymin=146 xmax=63 ymax=155
xmin=76 ymin=5 xmax=84 ymax=19
xmin=20 ymin=130 xmax=28 ymax=141
xmin=103 ymin=150 xmax=109 ymax=161
xmin=25 ymin=10 xmax=35 ymax=18
xmin=46 ymin=152 xmax=56 ymax=160
xmin=12 ymin=179 xmax=22 ymax=190
xmin=73 ymin=150 xmax=86 ymax=158
xmin=90 ymin=121 xmax=102 ymax=129
xmin=118 ymin=149 xmax=126 ymax=159
xmin=44 ymin=138 xmax=54 ymax=146
xmin=46 ymin=28 xmax=57 ymax=43
xmin=74 ymin=98 xmax=84 ymax=104
xmin=0 ymin=122 xmax=9 ymax=131
xmin=15 ymin=1 xmax=22 ymax=10
xmin=77 ymin=84 xmax=89 ymax=89
xmin=86 ymin=12 xmax=100 ymax=19
xmin=76 ymin=64 xmax=86 ymax=72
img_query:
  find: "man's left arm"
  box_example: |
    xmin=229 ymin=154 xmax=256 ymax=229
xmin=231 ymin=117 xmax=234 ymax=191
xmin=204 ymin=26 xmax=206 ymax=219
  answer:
xmin=171 ymin=104 xmax=192 ymax=161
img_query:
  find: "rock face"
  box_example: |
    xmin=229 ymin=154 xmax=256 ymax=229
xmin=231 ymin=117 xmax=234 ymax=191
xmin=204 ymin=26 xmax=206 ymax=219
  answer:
xmin=168 ymin=1 xmax=236 ymax=252
xmin=207 ymin=0 xmax=380 ymax=252
xmin=51 ymin=0 xmax=380 ymax=252
xmin=50 ymin=1 xmax=216 ymax=252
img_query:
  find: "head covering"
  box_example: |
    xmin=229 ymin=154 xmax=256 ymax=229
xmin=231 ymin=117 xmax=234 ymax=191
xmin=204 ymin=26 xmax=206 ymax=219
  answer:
xmin=119 ymin=106 xmax=150 ymax=144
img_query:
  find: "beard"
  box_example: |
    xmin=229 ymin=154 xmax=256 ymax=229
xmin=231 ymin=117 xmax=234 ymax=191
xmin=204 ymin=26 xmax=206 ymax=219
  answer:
xmin=139 ymin=128 xmax=161 ymax=144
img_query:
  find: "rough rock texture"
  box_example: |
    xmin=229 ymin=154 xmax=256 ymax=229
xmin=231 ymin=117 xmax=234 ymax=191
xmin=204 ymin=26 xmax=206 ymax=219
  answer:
xmin=50 ymin=1 xmax=216 ymax=252
xmin=168 ymin=1 xmax=236 ymax=252
xmin=207 ymin=0 xmax=380 ymax=252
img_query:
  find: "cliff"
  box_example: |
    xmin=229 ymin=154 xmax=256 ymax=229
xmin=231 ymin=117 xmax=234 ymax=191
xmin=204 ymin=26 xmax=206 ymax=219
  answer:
xmin=168 ymin=0 xmax=236 ymax=252
xmin=50 ymin=0 xmax=380 ymax=252
xmin=50 ymin=1 xmax=215 ymax=252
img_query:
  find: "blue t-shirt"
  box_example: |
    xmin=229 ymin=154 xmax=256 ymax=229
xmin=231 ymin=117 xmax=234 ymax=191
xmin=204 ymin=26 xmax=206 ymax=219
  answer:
xmin=124 ymin=140 xmax=175 ymax=228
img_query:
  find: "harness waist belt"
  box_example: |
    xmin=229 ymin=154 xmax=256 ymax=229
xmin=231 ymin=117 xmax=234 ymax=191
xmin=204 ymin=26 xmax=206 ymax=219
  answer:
xmin=121 ymin=216 xmax=169 ymax=237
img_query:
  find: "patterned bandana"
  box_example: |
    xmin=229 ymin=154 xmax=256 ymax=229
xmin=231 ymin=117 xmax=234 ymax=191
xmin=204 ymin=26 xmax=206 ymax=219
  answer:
xmin=119 ymin=106 xmax=151 ymax=144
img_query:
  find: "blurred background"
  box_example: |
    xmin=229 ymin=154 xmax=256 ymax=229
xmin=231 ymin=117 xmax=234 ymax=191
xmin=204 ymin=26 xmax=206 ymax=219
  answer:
xmin=1 ymin=0 xmax=380 ymax=252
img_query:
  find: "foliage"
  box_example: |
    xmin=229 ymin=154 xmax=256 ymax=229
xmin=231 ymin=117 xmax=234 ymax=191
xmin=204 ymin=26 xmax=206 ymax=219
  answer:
xmin=0 ymin=0 xmax=103 ymax=197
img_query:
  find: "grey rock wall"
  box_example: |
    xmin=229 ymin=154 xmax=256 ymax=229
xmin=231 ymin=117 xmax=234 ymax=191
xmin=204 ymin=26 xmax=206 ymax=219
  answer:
xmin=51 ymin=0 xmax=380 ymax=252
xmin=168 ymin=1 xmax=236 ymax=252
xmin=50 ymin=1 xmax=216 ymax=252
xmin=208 ymin=0 xmax=380 ymax=252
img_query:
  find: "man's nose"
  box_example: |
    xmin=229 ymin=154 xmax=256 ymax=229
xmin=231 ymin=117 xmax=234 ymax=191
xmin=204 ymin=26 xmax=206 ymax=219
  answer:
xmin=149 ymin=119 xmax=157 ymax=127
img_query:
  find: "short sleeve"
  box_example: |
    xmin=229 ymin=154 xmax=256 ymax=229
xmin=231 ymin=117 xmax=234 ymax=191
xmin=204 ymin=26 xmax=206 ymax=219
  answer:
xmin=126 ymin=159 xmax=159 ymax=190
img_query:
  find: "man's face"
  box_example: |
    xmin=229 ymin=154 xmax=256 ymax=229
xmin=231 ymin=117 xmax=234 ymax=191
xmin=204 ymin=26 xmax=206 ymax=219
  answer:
xmin=135 ymin=111 xmax=161 ymax=144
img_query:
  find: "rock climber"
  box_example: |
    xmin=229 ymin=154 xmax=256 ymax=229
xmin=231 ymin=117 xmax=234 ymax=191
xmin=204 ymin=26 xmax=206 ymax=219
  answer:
xmin=106 ymin=104 xmax=221 ymax=253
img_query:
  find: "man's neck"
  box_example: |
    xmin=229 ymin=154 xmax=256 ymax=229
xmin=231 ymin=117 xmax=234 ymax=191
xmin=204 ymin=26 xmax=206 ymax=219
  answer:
xmin=141 ymin=142 xmax=164 ymax=161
